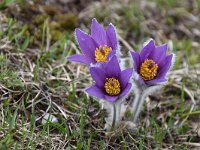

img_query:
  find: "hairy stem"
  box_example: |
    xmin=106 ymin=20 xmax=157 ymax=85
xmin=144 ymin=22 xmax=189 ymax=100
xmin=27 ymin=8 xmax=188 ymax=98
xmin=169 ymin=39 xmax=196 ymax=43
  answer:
xmin=133 ymin=90 xmax=146 ymax=123
xmin=130 ymin=89 xmax=141 ymax=116
xmin=111 ymin=103 xmax=116 ymax=129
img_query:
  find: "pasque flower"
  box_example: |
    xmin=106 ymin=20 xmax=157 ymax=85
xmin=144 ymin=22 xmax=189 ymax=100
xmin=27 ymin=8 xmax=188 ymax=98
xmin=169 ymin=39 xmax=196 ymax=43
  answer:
xmin=129 ymin=39 xmax=175 ymax=124
xmin=86 ymin=56 xmax=132 ymax=102
xmin=130 ymin=39 xmax=175 ymax=86
xmin=66 ymin=17 xmax=177 ymax=130
xmin=67 ymin=18 xmax=118 ymax=65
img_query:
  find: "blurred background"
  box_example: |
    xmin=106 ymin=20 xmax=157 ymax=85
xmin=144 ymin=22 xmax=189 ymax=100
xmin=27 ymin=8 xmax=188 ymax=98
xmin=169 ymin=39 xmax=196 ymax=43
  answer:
xmin=2 ymin=0 xmax=200 ymax=67
xmin=0 ymin=0 xmax=200 ymax=149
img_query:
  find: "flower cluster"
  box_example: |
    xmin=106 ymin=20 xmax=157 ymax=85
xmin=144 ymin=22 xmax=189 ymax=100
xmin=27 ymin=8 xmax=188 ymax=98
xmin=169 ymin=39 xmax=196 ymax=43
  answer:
xmin=67 ymin=18 xmax=175 ymax=130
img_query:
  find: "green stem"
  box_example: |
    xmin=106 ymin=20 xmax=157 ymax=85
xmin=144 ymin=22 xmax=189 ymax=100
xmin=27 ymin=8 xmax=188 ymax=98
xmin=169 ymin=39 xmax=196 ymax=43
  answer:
xmin=181 ymin=110 xmax=200 ymax=118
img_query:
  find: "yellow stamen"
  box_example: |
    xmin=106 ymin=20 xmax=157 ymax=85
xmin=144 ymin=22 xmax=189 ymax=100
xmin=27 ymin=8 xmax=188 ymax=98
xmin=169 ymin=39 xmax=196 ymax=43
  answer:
xmin=104 ymin=78 xmax=120 ymax=96
xmin=95 ymin=45 xmax=112 ymax=62
xmin=140 ymin=59 xmax=158 ymax=80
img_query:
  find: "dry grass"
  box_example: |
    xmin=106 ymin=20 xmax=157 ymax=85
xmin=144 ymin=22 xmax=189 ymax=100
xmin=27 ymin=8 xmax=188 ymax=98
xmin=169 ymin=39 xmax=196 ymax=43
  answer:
xmin=0 ymin=0 xmax=200 ymax=149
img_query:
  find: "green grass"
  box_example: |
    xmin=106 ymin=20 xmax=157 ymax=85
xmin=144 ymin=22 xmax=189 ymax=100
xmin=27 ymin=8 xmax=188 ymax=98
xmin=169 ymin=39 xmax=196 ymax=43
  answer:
xmin=0 ymin=0 xmax=200 ymax=149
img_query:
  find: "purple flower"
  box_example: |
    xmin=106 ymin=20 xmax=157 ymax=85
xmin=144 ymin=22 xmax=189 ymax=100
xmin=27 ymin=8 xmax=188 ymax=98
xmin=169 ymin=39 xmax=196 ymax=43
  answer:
xmin=86 ymin=56 xmax=132 ymax=102
xmin=130 ymin=39 xmax=175 ymax=86
xmin=67 ymin=18 xmax=118 ymax=65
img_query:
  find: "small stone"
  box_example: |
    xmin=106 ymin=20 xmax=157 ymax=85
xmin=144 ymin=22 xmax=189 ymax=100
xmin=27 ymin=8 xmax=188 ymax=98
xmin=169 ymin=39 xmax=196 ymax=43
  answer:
xmin=42 ymin=113 xmax=58 ymax=124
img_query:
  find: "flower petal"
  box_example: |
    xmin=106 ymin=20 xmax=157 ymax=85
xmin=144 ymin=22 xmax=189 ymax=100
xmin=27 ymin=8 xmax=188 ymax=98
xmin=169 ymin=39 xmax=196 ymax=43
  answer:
xmin=119 ymin=68 xmax=133 ymax=89
xmin=107 ymin=50 xmax=116 ymax=61
xmin=90 ymin=67 xmax=106 ymax=88
xmin=75 ymin=28 xmax=98 ymax=61
xmin=105 ymin=95 xmax=118 ymax=102
xmin=91 ymin=18 xmax=107 ymax=45
xmin=119 ymin=83 xmax=132 ymax=98
xmin=146 ymin=78 xmax=167 ymax=86
xmin=106 ymin=23 xmax=117 ymax=50
xmin=140 ymin=39 xmax=155 ymax=61
xmin=105 ymin=56 xmax=121 ymax=78
xmin=85 ymin=85 xmax=105 ymax=99
xmin=137 ymin=75 xmax=146 ymax=85
xmin=67 ymin=54 xmax=92 ymax=65
xmin=149 ymin=44 xmax=168 ymax=65
xmin=157 ymin=54 xmax=173 ymax=77
xmin=130 ymin=51 xmax=141 ymax=72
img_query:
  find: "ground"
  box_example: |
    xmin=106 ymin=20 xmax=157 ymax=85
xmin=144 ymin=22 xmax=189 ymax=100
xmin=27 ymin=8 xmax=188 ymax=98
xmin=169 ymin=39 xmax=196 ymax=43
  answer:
xmin=0 ymin=0 xmax=200 ymax=149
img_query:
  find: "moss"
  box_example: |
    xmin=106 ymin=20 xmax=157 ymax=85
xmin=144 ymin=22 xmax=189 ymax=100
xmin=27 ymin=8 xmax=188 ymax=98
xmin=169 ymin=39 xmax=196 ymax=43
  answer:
xmin=54 ymin=13 xmax=78 ymax=30
xmin=32 ymin=15 xmax=49 ymax=25
xmin=43 ymin=5 xmax=59 ymax=16
xmin=4 ymin=0 xmax=79 ymax=47
xmin=19 ymin=3 xmax=39 ymax=18
xmin=50 ymin=30 xmax=63 ymax=41
xmin=49 ymin=21 xmax=61 ymax=30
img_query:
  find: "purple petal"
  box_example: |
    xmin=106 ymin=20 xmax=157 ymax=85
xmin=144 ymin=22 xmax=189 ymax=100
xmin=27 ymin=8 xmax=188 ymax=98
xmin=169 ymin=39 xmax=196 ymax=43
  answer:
xmin=119 ymin=68 xmax=133 ymax=89
xmin=85 ymin=85 xmax=105 ymax=99
xmin=105 ymin=56 xmax=121 ymax=78
xmin=67 ymin=54 xmax=92 ymax=65
xmin=105 ymin=95 xmax=118 ymax=102
xmin=107 ymin=50 xmax=116 ymax=61
xmin=91 ymin=18 xmax=107 ymax=45
xmin=130 ymin=51 xmax=141 ymax=72
xmin=146 ymin=78 xmax=167 ymax=86
xmin=119 ymin=83 xmax=132 ymax=98
xmin=106 ymin=24 xmax=117 ymax=50
xmin=75 ymin=28 xmax=98 ymax=61
xmin=91 ymin=62 xmax=106 ymax=68
xmin=136 ymin=75 xmax=146 ymax=86
xmin=140 ymin=39 xmax=155 ymax=61
xmin=149 ymin=44 xmax=168 ymax=65
xmin=157 ymin=54 xmax=173 ymax=77
xmin=90 ymin=67 xmax=106 ymax=88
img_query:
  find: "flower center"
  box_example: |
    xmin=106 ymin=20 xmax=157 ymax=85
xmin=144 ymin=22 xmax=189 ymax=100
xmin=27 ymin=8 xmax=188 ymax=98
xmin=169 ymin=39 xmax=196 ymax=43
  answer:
xmin=104 ymin=77 xmax=120 ymax=96
xmin=139 ymin=59 xmax=158 ymax=80
xmin=95 ymin=45 xmax=112 ymax=62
